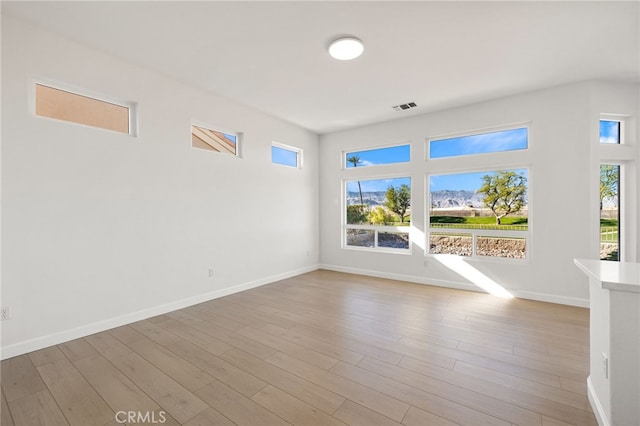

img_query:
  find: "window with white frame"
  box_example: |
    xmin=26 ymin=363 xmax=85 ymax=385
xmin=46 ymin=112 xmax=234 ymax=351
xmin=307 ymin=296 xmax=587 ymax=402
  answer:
xmin=345 ymin=144 xmax=410 ymax=168
xmin=272 ymin=142 xmax=302 ymax=168
xmin=428 ymin=169 xmax=529 ymax=259
xmin=34 ymin=82 xmax=136 ymax=135
xmin=427 ymin=126 xmax=530 ymax=260
xmin=191 ymin=122 xmax=239 ymax=156
xmin=344 ymin=177 xmax=411 ymax=251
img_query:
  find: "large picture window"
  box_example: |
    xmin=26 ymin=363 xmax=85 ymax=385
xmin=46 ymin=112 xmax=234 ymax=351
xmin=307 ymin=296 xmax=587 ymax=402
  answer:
xmin=345 ymin=177 xmax=411 ymax=251
xmin=428 ymin=169 xmax=529 ymax=259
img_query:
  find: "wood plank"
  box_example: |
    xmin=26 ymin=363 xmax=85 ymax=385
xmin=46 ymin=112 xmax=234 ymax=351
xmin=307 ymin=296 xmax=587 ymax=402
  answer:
xmin=58 ymin=338 xmax=99 ymax=362
xmin=154 ymin=318 xmax=233 ymax=355
xmin=218 ymin=348 xmax=345 ymax=414
xmin=195 ymin=380 xmax=290 ymax=426
xmin=129 ymin=320 xmax=183 ymax=346
xmin=127 ymin=338 xmax=215 ymax=392
xmin=1 ymin=390 xmax=15 ymax=426
xmin=73 ymin=353 xmax=160 ymax=414
xmin=348 ymin=357 xmax=541 ymax=426
xmin=165 ymin=340 xmax=267 ymax=397
xmin=401 ymin=405 xmax=459 ymax=426
xmin=265 ymin=351 xmax=409 ymax=422
xmin=85 ymin=331 xmax=133 ymax=360
xmin=28 ymin=346 xmax=66 ymax=367
xmin=261 ymin=324 xmax=365 ymax=365
xmin=7 ymin=390 xmax=68 ymax=426
xmin=36 ymin=357 xmax=114 ymax=425
xmin=237 ymin=326 xmax=339 ymax=370
xmin=0 ymin=355 xmax=47 ymax=402
xmin=109 ymin=352 xmax=208 ymax=424
xmin=333 ymin=400 xmax=403 ymax=426
xmin=251 ymin=385 xmax=347 ymax=426
xmin=183 ymin=407 xmax=236 ymax=426
xmin=109 ymin=325 xmax=146 ymax=344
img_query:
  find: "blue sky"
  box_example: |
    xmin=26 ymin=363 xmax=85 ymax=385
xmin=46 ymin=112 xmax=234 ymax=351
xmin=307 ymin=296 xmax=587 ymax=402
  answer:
xmin=600 ymin=120 xmax=620 ymax=144
xmin=429 ymin=127 xmax=527 ymax=159
xmin=430 ymin=169 xmax=528 ymax=192
xmin=272 ymin=145 xmax=298 ymax=167
xmin=346 ymin=145 xmax=410 ymax=167
xmin=347 ymin=177 xmax=410 ymax=193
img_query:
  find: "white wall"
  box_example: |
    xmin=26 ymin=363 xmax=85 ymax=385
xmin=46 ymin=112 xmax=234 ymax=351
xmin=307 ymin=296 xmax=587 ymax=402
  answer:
xmin=1 ymin=16 xmax=319 ymax=359
xmin=319 ymin=81 xmax=639 ymax=306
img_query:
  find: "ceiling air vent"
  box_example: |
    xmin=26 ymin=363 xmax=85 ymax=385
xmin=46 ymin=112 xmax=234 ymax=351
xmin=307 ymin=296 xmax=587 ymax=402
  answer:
xmin=392 ymin=102 xmax=417 ymax=111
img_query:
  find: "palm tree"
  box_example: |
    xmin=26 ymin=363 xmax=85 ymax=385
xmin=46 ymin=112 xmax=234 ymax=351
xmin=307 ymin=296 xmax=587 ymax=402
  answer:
xmin=347 ymin=155 xmax=364 ymax=205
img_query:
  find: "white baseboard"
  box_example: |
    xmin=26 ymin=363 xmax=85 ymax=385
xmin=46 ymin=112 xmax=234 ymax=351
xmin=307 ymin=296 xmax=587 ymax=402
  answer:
xmin=318 ymin=264 xmax=589 ymax=307
xmin=0 ymin=265 xmax=319 ymax=360
xmin=588 ymin=376 xmax=609 ymax=426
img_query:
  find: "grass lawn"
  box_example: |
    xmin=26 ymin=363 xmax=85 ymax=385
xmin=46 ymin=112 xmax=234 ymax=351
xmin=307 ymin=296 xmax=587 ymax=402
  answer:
xmin=430 ymin=215 xmax=527 ymax=226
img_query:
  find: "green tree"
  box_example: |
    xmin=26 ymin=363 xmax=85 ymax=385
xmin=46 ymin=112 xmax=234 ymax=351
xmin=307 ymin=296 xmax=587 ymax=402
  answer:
xmin=346 ymin=155 xmax=364 ymax=205
xmin=477 ymin=171 xmax=527 ymax=225
xmin=384 ymin=184 xmax=411 ymax=223
xmin=368 ymin=206 xmax=393 ymax=225
xmin=600 ymin=164 xmax=619 ymax=211
xmin=347 ymin=204 xmax=368 ymax=224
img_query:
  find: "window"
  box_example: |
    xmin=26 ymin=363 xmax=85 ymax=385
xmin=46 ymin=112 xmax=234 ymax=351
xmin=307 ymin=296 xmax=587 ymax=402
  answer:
xmin=428 ymin=169 xmax=529 ymax=259
xmin=600 ymin=119 xmax=622 ymax=144
xmin=345 ymin=144 xmax=410 ymax=168
xmin=34 ymin=83 xmax=134 ymax=135
xmin=345 ymin=177 xmax=411 ymax=251
xmin=272 ymin=142 xmax=302 ymax=168
xmin=429 ymin=127 xmax=528 ymax=159
xmin=191 ymin=123 xmax=238 ymax=155
xmin=600 ymin=164 xmax=620 ymax=261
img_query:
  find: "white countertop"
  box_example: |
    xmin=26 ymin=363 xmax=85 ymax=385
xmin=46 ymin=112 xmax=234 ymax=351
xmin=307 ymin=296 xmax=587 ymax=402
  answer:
xmin=574 ymin=258 xmax=640 ymax=293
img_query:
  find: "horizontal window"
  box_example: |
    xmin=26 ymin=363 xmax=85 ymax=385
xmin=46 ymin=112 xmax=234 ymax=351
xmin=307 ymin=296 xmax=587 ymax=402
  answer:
xmin=191 ymin=124 xmax=238 ymax=155
xmin=428 ymin=169 xmax=528 ymax=259
xmin=345 ymin=144 xmax=410 ymax=168
xmin=272 ymin=142 xmax=302 ymax=168
xmin=35 ymin=83 xmax=132 ymax=134
xmin=429 ymin=127 xmax=527 ymax=159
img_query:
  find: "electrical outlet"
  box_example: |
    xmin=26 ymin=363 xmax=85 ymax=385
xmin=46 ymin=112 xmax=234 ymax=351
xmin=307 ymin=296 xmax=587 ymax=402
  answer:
xmin=208 ymin=268 xmax=214 ymax=278
xmin=602 ymin=353 xmax=609 ymax=379
xmin=1 ymin=306 xmax=10 ymax=321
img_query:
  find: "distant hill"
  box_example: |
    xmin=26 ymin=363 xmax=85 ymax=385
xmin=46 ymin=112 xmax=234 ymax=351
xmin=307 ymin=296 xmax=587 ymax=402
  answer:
xmin=346 ymin=189 xmax=484 ymax=209
xmin=429 ymin=190 xmax=484 ymax=209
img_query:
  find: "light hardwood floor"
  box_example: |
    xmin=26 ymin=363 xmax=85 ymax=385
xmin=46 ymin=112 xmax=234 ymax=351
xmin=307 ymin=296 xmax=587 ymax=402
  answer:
xmin=1 ymin=270 xmax=596 ymax=426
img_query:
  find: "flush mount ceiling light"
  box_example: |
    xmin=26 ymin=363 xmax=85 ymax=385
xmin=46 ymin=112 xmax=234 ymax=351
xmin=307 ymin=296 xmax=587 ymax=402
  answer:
xmin=328 ymin=37 xmax=364 ymax=61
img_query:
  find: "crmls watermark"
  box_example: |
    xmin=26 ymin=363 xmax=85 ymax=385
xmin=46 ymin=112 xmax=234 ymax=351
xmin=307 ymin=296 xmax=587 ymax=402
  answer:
xmin=115 ymin=411 xmax=167 ymax=424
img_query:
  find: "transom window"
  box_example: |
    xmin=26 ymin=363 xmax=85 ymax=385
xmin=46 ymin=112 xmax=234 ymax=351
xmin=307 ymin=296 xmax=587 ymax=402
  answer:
xmin=429 ymin=127 xmax=528 ymax=159
xmin=272 ymin=142 xmax=302 ymax=168
xmin=191 ymin=123 xmax=239 ymax=155
xmin=600 ymin=119 xmax=622 ymax=144
xmin=345 ymin=144 xmax=410 ymax=168
xmin=34 ymin=82 xmax=135 ymax=135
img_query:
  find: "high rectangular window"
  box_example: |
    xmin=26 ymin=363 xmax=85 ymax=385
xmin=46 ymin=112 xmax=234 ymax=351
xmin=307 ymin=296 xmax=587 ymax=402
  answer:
xmin=35 ymin=83 xmax=133 ymax=135
xmin=345 ymin=177 xmax=411 ymax=251
xmin=428 ymin=169 xmax=528 ymax=259
xmin=345 ymin=144 xmax=410 ymax=168
xmin=191 ymin=124 xmax=238 ymax=155
xmin=272 ymin=142 xmax=302 ymax=168
xmin=429 ymin=127 xmax=528 ymax=159
xmin=600 ymin=120 xmax=621 ymax=144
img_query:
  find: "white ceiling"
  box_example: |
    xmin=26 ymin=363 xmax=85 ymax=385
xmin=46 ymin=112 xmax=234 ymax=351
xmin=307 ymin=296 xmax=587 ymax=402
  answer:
xmin=3 ymin=1 xmax=639 ymax=134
